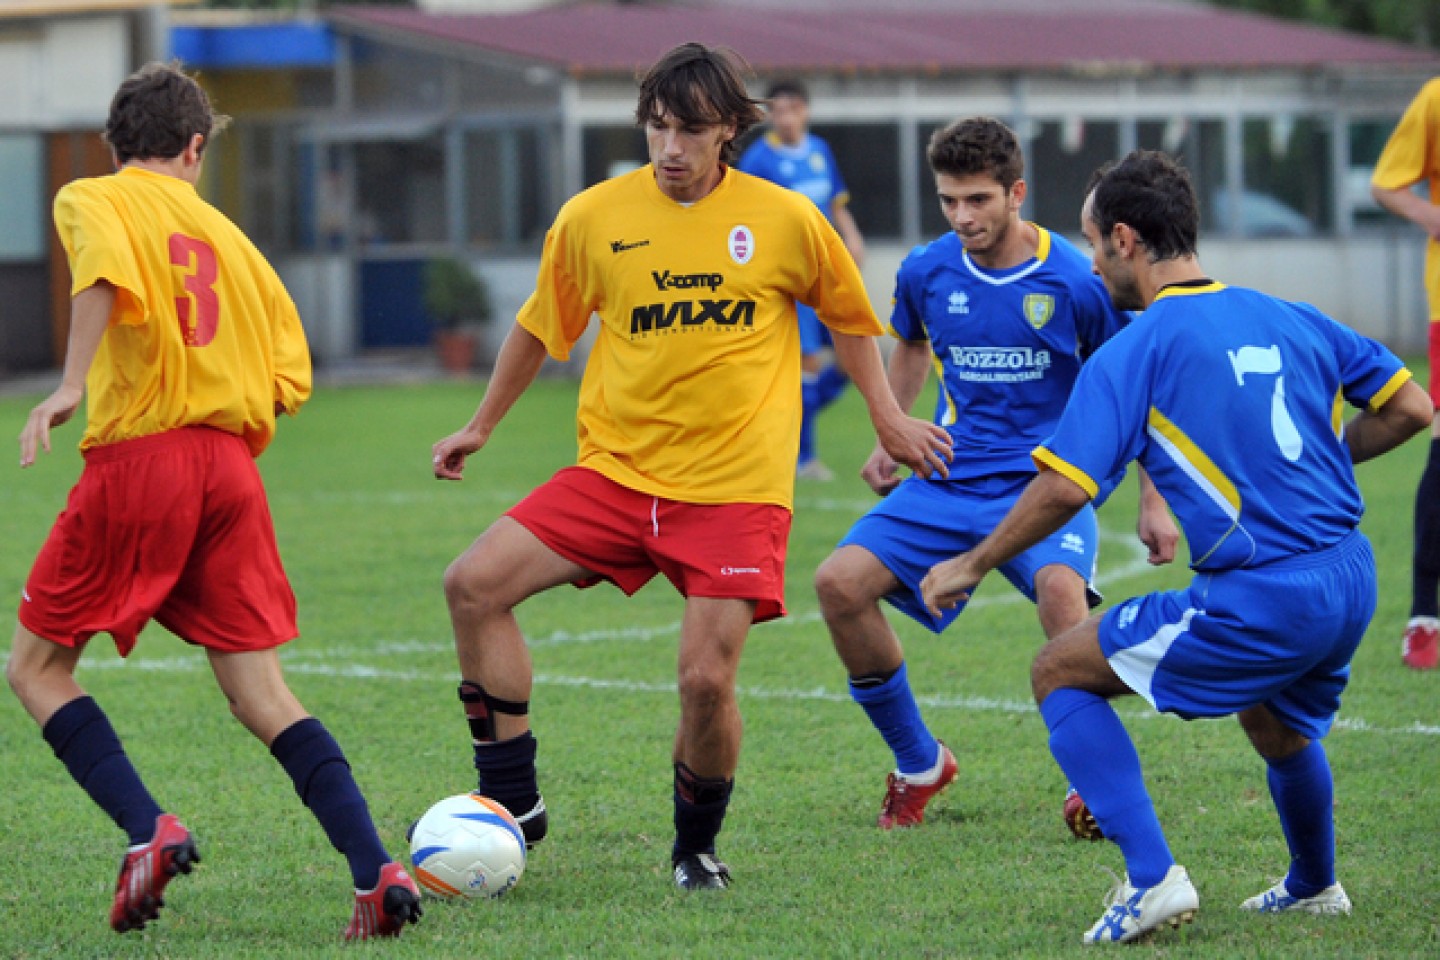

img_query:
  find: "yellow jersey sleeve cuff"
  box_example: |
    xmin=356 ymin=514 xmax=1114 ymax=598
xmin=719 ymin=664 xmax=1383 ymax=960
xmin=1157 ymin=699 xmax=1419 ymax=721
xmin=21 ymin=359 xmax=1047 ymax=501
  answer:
xmin=516 ymin=311 xmax=572 ymax=362
xmin=1032 ymin=446 xmax=1099 ymax=499
xmin=1367 ymin=367 xmax=1413 ymax=413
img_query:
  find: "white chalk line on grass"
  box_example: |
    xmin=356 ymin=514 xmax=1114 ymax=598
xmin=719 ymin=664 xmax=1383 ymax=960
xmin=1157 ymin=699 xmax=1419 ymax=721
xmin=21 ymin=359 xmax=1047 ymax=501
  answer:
xmin=74 ymin=650 xmax=1440 ymax=738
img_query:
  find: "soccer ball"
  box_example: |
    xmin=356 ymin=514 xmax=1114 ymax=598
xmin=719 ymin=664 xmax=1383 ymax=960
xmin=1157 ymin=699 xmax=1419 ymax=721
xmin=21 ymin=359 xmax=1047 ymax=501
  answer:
xmin=409 ymin=794 xmax=526 ymax=899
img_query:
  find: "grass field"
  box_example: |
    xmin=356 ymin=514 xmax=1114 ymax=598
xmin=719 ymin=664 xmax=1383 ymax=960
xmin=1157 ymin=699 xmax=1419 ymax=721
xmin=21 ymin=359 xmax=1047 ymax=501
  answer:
xmin=1 ymin=376 xmax=1437 ymax=958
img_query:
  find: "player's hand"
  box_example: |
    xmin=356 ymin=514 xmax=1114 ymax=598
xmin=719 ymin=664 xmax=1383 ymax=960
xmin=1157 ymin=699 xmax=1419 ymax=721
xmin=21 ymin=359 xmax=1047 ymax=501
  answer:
xmin=432 ymin=425 xmax=490 ymax=481
xmin=18 ymin=384 xmax=83 ymax=468
xmin=859 ymin=445 xmax=901 ymax=496
xmin=876 ymin=414 xmax=952 ymax=481
xmin=1137 ymin=504 xmax=1180 ymax=566
xmin=920 ymin=552 xmax=986 ymax=618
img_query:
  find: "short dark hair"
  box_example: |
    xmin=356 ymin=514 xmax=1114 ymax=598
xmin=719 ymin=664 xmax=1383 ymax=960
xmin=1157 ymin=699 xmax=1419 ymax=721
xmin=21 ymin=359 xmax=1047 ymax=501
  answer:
xmin=104 ymin=61 xmax=228 ymax=166
xmin=926 ymin=117 xmax=1024 ymax=191
xmin=1086 ymin=150 xmax=1199 ymax=262
xmin=765 ymin=78 xmax=809 ymax=103
xmin=635 ymin=42 xmax=765 ymax=164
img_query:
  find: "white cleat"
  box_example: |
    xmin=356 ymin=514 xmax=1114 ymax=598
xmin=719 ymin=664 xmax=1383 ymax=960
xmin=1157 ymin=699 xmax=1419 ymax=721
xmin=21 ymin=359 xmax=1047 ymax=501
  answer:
xmin=1083 ymin=864 xmax=1199 ymax=944
xmin=1240 ymin=880 xmax=1351 ymax=915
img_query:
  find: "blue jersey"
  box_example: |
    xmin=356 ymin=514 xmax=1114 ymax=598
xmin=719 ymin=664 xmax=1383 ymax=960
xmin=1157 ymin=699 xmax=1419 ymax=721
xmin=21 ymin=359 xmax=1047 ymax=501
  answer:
xmin=891 ymin=227 xmax=1127 ymax=484
xmin=737 ymin=132 xmax=849 ymax=218
xmin=1037 ymin=281 xmax=1411 ymax=571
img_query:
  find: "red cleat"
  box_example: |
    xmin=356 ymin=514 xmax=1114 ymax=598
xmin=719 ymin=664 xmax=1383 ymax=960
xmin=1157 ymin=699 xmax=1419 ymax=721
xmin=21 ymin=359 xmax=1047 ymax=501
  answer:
xmin=1064 ymin=787 xmax=1105 ymax=841
xmin=877 ymin=742 xmax=958 ymax=829
xmin=344 ymin=861 xmax=422 ymax=940
xmin=1402 ymin=617 xmax=1439 ymax=670
xmin=110 ymin=813 xmax=199 ymax=933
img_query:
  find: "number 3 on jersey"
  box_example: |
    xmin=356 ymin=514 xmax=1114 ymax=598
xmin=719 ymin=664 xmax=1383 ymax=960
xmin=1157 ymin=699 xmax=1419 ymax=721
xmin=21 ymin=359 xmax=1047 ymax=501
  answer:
xmin=1228 ymin=345 xmax=1302 ymax=462
xmin=169 ymin=233 xmax=220 ymax=347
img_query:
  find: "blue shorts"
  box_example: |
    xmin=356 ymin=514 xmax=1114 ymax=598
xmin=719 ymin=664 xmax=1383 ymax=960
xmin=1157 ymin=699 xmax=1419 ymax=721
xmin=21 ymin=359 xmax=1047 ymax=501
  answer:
xmin=1099 ymin=529 xmax=1377 ymax=741
xmin=798 ymin=304 xmax=833 ymax=357
xmin=838 ymin=473 xmax=1100 ymax=634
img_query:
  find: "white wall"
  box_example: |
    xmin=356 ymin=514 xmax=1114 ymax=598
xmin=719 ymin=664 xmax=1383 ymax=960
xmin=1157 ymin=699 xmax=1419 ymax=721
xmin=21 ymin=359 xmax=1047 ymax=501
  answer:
xmin=0 ymin=16 xmax=129 ymax=127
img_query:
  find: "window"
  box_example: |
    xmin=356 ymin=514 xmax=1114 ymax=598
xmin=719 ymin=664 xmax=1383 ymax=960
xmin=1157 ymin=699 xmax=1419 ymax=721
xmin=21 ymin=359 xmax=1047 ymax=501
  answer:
xmin=354 ymin=137 xmax=447 ymax=245
xmin=583 ymin=125 xmax=645 ymax=187
xmin=0 ymin=134 xmax=43 ymax=261
xmin=1239 ymin=116 xmax=1331 ymax=236
xmin=810 ymin=123 xmax=901 ymax=239
xmin=1349 ymin=116 xmax=1406 ymax=229
xmin=464 ymin=126 xmax=549 ymax=247
xmin=1138 ymin=119 xmax=1228 ymax=237
xmin=1028 ymin=119 xmax=1120 ymax=234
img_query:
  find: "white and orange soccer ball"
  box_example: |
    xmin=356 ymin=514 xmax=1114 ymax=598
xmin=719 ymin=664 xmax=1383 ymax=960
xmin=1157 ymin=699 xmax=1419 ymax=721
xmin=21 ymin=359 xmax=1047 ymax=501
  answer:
xmin=409 ymin=794 xmax=526 ymax=899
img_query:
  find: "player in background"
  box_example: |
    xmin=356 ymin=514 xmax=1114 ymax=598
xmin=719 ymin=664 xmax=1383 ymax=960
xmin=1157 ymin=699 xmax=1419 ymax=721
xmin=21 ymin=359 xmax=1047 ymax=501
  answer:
xmin=921 ymin=150 xmax=1432 ymax=943
xmin=5 ymin=63 xmax=420 ymax=940
xmin=430 ymin=43 xmax=951 ymax=891
xmin=738 ymin=79 xmax=866 ymax=480
xmin=813 ymin=117 xmax=1176 ymax=834
xmin=1371 ymin=77 xmax=1440 ymax=670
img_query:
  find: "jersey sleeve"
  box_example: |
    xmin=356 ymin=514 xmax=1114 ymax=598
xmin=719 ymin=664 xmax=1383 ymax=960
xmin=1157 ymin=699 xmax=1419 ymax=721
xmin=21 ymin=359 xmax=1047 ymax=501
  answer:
xmin=268 ymin=279 xmax=313 ymax=415
xmin=1072 ymin=273 xmax=1130 ymax=358
xmin=53 ymin=181 xmax=149 ymax=323
xmin=1372 ymin=81 xmax=1440 ymax=191
xmin=1034 ymin=331 xmax=1151 ymax=502
xmin=516 ymin=211 xmax=594 ymax=361
xmin=887 ymin=251 xmax=927 ymax=342
xmin=802 ymin=205 xmax=882 ymax=337
xmin=1317 ymin=308 xmax=1412 ymax=411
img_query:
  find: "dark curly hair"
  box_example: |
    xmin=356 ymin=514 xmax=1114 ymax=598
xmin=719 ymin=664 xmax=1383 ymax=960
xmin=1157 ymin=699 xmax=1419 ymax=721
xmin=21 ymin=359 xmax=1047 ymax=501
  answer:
xmin=635 ymin=43 xmax=765 ymax=164
xmin=1086 ymin=150 xmax=1199 ymax=262
xmin=104 ymin=62 xmax=229 ymax=166
xmin=926 ymin=117 xmax=1025 ymax=191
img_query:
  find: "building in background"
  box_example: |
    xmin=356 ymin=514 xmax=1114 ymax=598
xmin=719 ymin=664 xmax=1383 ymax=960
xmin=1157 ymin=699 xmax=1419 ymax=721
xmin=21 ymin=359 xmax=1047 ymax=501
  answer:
xmin=5 ymin=0 xmax=1438 ymax=371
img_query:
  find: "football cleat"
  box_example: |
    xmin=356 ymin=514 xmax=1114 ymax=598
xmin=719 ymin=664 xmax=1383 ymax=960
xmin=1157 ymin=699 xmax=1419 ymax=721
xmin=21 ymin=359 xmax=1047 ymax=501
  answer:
xmin=1064 ymin=787 xmax=1105 ymax=841
xmin=1240 ymin=879 xmax=1351 ymax=915
xmin=796 ymin=459 xmax=835 ymax=482
xmin=1402 ymin=617 xmax=1439 ymax=670
xmin=510 ymin=795 xmax=549 ymax=848
xmin=673 ymin=852 xmax=731 ymax=891
xmin=1083 ymin=864 xmax=1199 ymax=944
xmin=344 ymin=861 xmax=422 ymax=940
xmin=110 ymin=813 xmax=200 ymax=933
xmin=877 ymin=742 xmax=958 ymax=830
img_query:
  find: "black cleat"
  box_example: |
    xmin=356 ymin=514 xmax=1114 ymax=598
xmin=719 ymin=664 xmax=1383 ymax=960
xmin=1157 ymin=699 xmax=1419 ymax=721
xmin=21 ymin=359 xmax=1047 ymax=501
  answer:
xmin=672 ymin=853 xmax=731 ymax=891
xmin=510 ymin=796 xmax=548 ymax=849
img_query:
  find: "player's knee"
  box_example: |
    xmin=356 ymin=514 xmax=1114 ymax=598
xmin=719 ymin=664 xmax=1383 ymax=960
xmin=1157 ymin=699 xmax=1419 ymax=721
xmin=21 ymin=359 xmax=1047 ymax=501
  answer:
xmin=813 ymin=556 xmax=864 ymax=620
xmin=443 ymin=554 xmax=504 ymax=616
xmin=1029 ymin=645 xmax=1064 ymax=704
xmin=1237 ymin=706 xmax=1308 ymax=760
xmin=677 ymin=663 xmax=731 ymax=714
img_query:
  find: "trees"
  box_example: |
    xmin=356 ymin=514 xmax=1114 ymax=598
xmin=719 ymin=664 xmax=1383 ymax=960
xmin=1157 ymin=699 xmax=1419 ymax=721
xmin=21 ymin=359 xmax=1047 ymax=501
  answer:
xmin=1210 ymin=0 xmax=1440 ymax=48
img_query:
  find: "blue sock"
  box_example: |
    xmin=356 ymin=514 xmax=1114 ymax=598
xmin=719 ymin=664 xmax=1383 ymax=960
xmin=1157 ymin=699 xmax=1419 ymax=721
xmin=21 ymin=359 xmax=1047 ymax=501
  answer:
xmin=1040 ymin=689 xmax=1174 ymax=887
xmin=271 ymin=718 xmax=390 ymax=890
xmin=42 ymin=696 xmax=164 ymax=845
xmin=1265 ymin=741 xmax=1335 ymax=899
xmin=849 ymin=662 xmax=941 ymax=776
xmin=815 ymin=364 xmax=850 ymax=409
xmin=799 ymin=376 xmax=821 ymax=465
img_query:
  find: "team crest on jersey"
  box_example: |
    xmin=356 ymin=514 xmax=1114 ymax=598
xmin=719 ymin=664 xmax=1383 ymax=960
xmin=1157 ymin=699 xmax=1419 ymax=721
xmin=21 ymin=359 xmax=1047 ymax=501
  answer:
xmin=728 ymin=225 xmax=754 ymax=265
xmin=1023 ymin=293 xmax=1055 ymax=330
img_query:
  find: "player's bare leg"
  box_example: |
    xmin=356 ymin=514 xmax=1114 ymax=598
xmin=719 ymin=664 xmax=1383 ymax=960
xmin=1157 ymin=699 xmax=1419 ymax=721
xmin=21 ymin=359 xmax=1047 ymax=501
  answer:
xmin=8 ymin=624 xmax=193 ymax=932
xmin=670 ymin=596 xmax=752 ymax=889
xmin=815 ymin=546 xmax=955 ymax=828
xmin=1032 ymin=564 xmax=1106 ymax=840
xmin=444 ymin=516 xmax=591 ymax=846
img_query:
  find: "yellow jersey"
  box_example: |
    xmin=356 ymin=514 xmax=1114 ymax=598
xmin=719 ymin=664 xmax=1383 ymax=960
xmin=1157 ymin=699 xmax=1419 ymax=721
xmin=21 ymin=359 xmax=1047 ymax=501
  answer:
xmin=54 ymin=166 xmax=311 ymax=456
xmin=517 ymin=165 xmax=881 ymax=509
xmin=1373 ymin=78 xmax=1440 ymax=319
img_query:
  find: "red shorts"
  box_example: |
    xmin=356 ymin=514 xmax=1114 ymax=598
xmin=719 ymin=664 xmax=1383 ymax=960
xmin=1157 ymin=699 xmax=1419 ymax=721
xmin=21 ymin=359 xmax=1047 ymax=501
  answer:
xmin=506 ymin=466 xmax=792 ymax=623
xmin=20 ymin=427 xmax=298 ymax=657
xmin=1429 ymin=321 xmax=1440 ymax=403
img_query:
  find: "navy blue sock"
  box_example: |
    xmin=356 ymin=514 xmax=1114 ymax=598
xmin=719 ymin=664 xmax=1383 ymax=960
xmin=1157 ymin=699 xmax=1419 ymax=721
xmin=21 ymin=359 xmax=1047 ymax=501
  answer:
xmin=1412 ymin=439 xmax=1440 ymax=618
xmin=815 ymin=364 xmax=850 ymax=409
xmin=849 ymin=662 xmax=941 ymax=776
xmin=1265 ymin=741 xmax=1336 ymax=899
xmin=673 ymin=762 xmax=733 ymax=859
xmin=42 ymin=696 xmax=164 ymax=846
xmin=271 ymin=718 xmax=389 ymax=890
xmin=473 ymin=731 xmax=541 ymax=818
xmin=799 ymin=377 xmax=821 ymax=465
xmin=1040 ymin=688 xmax=1174 ymax=887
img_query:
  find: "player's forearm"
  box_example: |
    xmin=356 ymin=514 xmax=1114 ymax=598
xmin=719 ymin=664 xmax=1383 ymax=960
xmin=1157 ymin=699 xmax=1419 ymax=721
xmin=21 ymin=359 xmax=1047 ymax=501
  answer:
xmin=832 ymin=331 xmax=906 ymax=427
xmin=464 ymin=323 xmax=550 ymax=437
xmin=1345 ymin=379 xmax=1434 ymax=463
xmin=60 ymin=283 xmax=115 ymax=393
xmin=1371 ymin=185 xmax=1440 ymax=237
xmin=886 ymin=339 xmax=933 ymax=415
xmin=832 ymin=205 xmax=866 ymax=266
xmin=969 ymin=469 xmax=1092 ymax=574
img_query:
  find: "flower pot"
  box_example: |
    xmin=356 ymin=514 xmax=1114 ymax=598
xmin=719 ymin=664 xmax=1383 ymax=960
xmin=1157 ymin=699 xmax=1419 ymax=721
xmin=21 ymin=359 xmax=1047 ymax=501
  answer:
xmin=435 ymin=328 xmax=478 ymax=374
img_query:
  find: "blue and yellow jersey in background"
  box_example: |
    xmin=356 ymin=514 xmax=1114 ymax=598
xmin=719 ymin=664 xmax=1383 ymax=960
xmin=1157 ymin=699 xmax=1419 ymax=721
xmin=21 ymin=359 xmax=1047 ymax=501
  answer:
xmin=1372 ymin=77 xmax=1440 ymax=318
xmin=54 ymin=167 xmax=312 ymax=457
xmin=890 ymin=226 xmax=1127 ymax=484
xmin=737 ymin=132 xmax=850 ymax=218
xmin=516 ymin=164 xmax=882 ymax=510
xmin=1036 ymin=282 xmax=1410 ymax=570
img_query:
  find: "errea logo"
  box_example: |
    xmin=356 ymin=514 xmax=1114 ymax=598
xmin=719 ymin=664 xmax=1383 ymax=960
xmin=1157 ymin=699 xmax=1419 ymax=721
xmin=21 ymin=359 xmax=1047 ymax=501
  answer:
xmin=1060 ymin=533 xmax=1085 ymax=554
xmin=948 ymin=291 xmax=970 ymax=315
xmin=728 ymin=225 xmax=754 ymax=265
